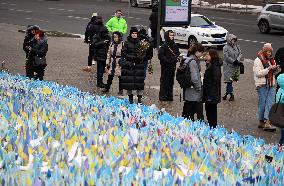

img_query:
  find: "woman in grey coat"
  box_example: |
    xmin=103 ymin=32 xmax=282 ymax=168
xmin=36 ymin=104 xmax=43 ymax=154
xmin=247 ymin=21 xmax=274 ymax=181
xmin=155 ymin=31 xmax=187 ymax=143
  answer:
xmin=182 ymin=43 xmax=205 ymax=120
xmin=222 ymin=34 xmax=243 ymax=101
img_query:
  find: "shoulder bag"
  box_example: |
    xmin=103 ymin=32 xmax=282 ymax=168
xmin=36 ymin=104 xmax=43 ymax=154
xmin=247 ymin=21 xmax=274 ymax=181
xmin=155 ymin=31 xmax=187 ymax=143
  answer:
xmin=269 ymin=93 xmax=284 ymax=128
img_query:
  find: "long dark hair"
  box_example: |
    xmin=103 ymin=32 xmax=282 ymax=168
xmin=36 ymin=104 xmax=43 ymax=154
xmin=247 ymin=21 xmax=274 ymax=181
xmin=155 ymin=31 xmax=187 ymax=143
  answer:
xmin=208 ymin=49 xmax=219 ymax=61
xmin=188 ymin=43 xmax=204 ymax=56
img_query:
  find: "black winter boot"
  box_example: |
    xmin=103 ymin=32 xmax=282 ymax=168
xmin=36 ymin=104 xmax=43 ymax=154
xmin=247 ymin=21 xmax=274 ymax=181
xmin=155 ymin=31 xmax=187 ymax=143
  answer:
xmin=229 ymin=93 xmax=235 ymax=101
xmin=128 ymin=94 xmax=134 ymax=104
xmin=222 ymin=93 xmax=229 ymax=100
xmin=137 ymin=95 xmax=142 ymax=104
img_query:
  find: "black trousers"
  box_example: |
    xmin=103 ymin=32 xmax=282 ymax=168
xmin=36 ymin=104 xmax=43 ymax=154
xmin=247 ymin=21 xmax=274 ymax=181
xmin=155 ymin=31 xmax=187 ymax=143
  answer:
xmin=205 ymin=103 xmax=218 ymax=128
xmin=182 ymin=101 xmax=204 ymax=120
xmin=105 ymin=75 xmax=122 ymax=91
xmin=159 ymin=66 xmax=175 ymax=101
xmin=96 ymin=60 xmax=106 ymax=84
xmin=88 ymin=45 xmax=95 ymax=66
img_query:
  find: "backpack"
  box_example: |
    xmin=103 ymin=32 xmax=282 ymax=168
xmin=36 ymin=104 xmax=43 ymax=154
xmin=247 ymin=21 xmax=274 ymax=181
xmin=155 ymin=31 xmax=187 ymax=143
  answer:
xmin=176 ymin=58 xmax=193 ymax=89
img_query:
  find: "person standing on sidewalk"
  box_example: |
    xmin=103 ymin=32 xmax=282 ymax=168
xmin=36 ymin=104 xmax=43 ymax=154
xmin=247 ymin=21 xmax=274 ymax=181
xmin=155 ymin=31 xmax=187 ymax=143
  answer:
xmin=121 ymin=27 xmax=144 ymax=104
xmin=275 ymin=74 xmax=284 ymax=145
xmin=92 ymin=26 xmax=111 ymax=88
xmin=149 ymin=4 xmax=158 ymax=48
xmin=222 ymin=34 xmax=243 ymax=101
xmin=27 ymin=30 xmax=48 ymax=81
xmin=182 ymin=43 xmax=204 ymax=120
xmin=253 ymin=43 xmax=281 ymax=131
xmin=158 ymin=30 xmax=180 ymax=101
xmin=106 ymin=10 xmax=128 ymax=36
xmin=203 ymin=49 xmax=222 ymax=128
xmin=138 ymin=27 xmax=153 ymax=80
xmin=102 ymin=31 xmax=123 ymax=95
xmin=23 ymin=25 xmax=39 ymax=78
xmin=83 ymin=14 xmax=104 ymax=72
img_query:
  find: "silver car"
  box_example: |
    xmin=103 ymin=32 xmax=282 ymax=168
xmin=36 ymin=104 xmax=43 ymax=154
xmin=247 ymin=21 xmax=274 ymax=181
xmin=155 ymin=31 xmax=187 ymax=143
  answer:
xmin=257 ymin=3 xmax=284 ymax=33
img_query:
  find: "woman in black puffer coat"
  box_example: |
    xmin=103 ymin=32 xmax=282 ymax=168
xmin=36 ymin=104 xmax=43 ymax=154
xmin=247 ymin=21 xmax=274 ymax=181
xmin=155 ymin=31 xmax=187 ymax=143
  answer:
xmin=203 ymin=49 xmax=222 ymax=128
xmin=121 ymin=27 xmax=145 ymax=104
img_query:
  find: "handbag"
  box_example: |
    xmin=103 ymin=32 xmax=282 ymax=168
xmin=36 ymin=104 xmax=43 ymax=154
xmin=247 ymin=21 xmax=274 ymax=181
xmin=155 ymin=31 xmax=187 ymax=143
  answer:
xmin=269 ymin=93 xmax=284 ymax=128
xmin=34 ymin=56 xmax=47 ymax=66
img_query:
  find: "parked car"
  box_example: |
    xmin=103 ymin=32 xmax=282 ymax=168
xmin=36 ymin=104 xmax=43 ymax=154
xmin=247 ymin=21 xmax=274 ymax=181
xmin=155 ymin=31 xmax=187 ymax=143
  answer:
xmin=257 ymin=3 xmax=284 ymax=33
xmin=130 ymin=0 xmax=158 ymax=7
xmin=149 ymin=14 xmax=228 ymax=49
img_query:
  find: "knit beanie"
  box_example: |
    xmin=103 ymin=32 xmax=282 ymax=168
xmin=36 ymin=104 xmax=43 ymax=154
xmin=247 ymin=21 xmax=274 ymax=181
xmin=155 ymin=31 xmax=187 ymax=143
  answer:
xmin=130 ymin=27 xmax=138 ymax=35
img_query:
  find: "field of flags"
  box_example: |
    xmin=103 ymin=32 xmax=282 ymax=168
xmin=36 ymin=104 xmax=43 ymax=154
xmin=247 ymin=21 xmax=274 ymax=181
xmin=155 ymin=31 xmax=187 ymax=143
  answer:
xmin=0 ymin=72 xmax=283 ymax=185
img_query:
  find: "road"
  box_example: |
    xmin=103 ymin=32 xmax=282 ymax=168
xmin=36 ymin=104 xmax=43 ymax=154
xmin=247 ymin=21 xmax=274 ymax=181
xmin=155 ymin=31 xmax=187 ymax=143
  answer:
xmin=1 ymin=0 xmax=283 ymax=60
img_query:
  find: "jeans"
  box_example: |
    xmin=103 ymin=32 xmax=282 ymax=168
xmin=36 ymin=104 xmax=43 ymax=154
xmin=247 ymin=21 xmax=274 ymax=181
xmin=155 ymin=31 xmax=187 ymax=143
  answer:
xmin=96 ymin=60 xmax=106 ymax=84
xmin=127 ymin=90 xmax=143 ymax=96
xmin=205 ymin=103 xmax=218 ymax=128
xmin=143 ymin=59 xmax=148 ymax=79
xmin=226 ymin=82 xmax=233 ymax=94
xmin=280 ymin=129 xmax=284 ymax=146
xmin=257 ymin=85 xmax=276 ymax=121
xmin=182 ymin=101 xmax=204 ymax=121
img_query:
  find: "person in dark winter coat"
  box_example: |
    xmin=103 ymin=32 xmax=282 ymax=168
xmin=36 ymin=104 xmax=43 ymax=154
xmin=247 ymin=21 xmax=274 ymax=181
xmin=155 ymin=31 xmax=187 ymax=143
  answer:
xmin=275 ymin=47 xmax=284 ymax=75
xmin=92 ymin=26 xmax=111 ymax=88
xmin=182 ymin=43 xmax=204 ymax=120
xmin=149 ymin=4 xmax=158 ymax=48
xmin=102 ymin=31 xmax=124 ymax=95
xmin=158 ymin=30 xmax=180 ymax=101
xmin=82 ymin=15 xmax=104 ymax=72
xmin=138 ymin=28 xmax=153 ymax=79
xmin=27 ymin=30 xmax=48 ymax=81
xmin=121 ymin=27 xmax=145 ymax=104
xmin=203 ymin=49 xmax=222 ymax=128
xmin=222 ymin=34 xmax=243 ymax=101
xmin=23 ymin=25 xmax=40 ymax=78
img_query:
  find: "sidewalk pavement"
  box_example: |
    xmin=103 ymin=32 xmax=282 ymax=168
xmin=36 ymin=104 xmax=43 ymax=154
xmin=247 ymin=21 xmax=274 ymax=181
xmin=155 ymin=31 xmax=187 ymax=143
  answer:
xmin=0 ymin=22 xmax=280 ymax=144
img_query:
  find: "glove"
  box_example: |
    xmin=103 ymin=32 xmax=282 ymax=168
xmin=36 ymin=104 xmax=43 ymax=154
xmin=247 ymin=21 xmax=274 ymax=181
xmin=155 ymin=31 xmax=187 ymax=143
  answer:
xmin=233 ymin=60 xmax=239 ymax=66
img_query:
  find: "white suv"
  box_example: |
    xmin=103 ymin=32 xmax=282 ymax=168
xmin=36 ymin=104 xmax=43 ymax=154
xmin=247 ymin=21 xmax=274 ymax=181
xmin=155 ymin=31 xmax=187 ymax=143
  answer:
xmin=160 ymin=14 xmax=228 ymax=49
xmin=130 ymin=0 xmax=157 ymax=7
xmin=257 ymin=3 xmax=284 ymax=33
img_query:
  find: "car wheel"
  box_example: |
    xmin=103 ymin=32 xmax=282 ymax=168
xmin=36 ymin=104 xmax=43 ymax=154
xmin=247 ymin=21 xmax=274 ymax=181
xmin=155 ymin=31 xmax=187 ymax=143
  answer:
xmin=258 ymin=19 xmax=270 ymax=34
xmin=217 ymin=45 xmax=224 ymax=50
xmin=130 ymin=0 xmax=138 ymax=7
xmin=188 ymin=36 xmax=198 ymax=47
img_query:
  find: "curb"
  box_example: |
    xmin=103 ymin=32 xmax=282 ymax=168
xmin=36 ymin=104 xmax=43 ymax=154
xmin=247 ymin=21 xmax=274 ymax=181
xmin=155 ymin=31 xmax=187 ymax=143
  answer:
xmin=191 ymin=5 xmax=260 ymax=15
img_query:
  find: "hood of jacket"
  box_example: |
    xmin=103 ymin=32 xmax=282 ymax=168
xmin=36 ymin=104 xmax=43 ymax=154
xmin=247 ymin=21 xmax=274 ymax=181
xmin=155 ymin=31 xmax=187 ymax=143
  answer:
xmin=226 ymin=34 xmax=237 ymax=46
xmin=164 ymin=30 xmax=175 ymax=46
xmin=277 ymin=73 xmax=284 ymax=89
xmin=34 ymin=35 xmax=48 ymax=45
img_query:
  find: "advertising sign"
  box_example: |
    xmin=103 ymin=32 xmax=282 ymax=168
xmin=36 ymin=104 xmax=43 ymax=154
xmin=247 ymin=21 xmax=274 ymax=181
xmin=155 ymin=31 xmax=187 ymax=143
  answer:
xmin=161 ymin=0 xmax=191 ymax=26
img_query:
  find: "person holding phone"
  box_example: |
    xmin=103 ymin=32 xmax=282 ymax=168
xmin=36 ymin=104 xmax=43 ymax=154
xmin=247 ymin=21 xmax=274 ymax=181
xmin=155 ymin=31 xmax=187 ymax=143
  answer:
xmin=253 ymin=43 xmax=281 ymax=131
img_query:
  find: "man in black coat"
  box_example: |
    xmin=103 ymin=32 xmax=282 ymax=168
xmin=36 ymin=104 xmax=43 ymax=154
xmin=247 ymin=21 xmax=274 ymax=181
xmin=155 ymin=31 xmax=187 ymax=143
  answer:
xmin=149 ymin=4 xmax=158 ymax=48
xmin=23 ymin=25 xmax=39 ymax=78
xmin=92 ymin=26 xmax=111 ymax=88
xmin=121 ymin=27 xmax=145 ymax=104
xmin=158 ymin=30 xmax=180 ymax=101
xmin=83 ymin=14 xmax=105 ymax=72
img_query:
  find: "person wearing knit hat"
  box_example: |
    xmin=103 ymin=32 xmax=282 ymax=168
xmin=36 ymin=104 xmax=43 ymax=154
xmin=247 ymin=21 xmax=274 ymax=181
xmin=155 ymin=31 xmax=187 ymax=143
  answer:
xmin=120 ymin=26 xmax=145 ymax=104
xmin=253 ymin=43 xmax=281 ymax=131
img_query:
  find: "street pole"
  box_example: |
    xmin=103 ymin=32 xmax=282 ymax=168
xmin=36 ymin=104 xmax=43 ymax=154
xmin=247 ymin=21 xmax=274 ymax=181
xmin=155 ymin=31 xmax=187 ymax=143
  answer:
xmin=156 ymin=1 xmax=161 ymax=49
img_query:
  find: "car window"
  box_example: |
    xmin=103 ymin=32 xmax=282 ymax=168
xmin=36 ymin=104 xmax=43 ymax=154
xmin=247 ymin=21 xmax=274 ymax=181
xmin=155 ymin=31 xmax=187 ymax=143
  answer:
xmin=281 ymin=5 xmax=284 ymax=14
xmin=266 ymin=5 xmax=281 ymax=13
xmin=190 ymin=16 xmax=214 ymax=27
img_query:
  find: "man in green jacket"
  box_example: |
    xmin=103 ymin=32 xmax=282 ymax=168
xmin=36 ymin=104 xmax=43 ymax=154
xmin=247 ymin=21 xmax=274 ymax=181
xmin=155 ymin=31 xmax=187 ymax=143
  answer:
xmin=106 ymin=10 xmax=128 ymax=36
